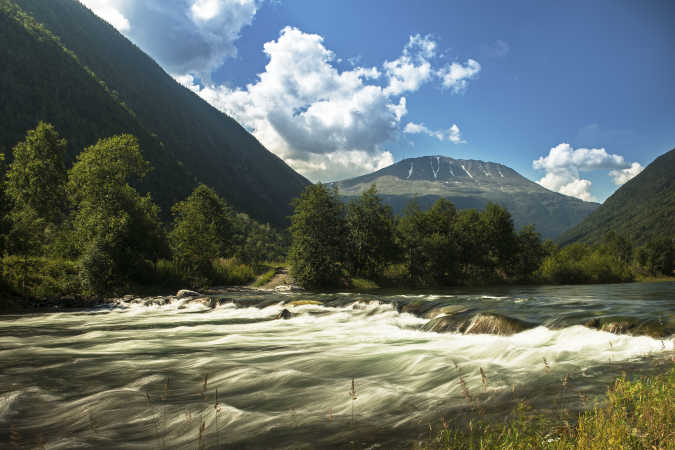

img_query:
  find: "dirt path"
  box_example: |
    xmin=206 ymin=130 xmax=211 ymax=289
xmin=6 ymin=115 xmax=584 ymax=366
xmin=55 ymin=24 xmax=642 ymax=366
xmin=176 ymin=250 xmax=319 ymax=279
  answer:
xmin=256 ymin=266 xmax=293 ymax=290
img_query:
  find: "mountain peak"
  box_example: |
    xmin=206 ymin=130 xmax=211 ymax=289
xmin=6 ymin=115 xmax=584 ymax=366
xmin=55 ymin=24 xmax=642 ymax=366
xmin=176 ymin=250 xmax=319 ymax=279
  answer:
xmin=333 ymin=154 xmax=598 ymax=239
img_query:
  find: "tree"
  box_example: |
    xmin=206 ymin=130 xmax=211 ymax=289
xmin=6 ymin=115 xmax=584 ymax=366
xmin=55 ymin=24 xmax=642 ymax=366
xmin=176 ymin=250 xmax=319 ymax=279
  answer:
xmin=169 ymin=184 xmax=233 ymax=284
xmin=345 ymin=185 xmax=397 ymax=279
xmin=642 ymin=237 xmax=674 ymax=276
xmin=397 ymin=198 xmax=459 ymax=285
xmin=68 ymin=134 xmax=166 ymax=293
xmin=480 ymin=203 xmax=518 ymax=276
xmin=289 ymin=184 xmax=347 ymax=288
xmin=513 ymin=225 xmax=546 ymax=281
xmin=453 ymin=209 xmax=489 ymax=280
xmin=5 ymin=122 xmax=67 ymax=224
xmin=0 ymin=152 xmax=9 ymax=257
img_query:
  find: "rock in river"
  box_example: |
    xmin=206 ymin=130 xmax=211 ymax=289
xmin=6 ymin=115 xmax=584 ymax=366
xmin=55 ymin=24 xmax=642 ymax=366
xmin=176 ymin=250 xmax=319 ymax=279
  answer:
xmin=276 ymin=309 xmax=292 ymax=320
xmin=423 ymin=311 xmax=536 ymax=336
xmin=176 ymin=289 xmax=201 ymax=299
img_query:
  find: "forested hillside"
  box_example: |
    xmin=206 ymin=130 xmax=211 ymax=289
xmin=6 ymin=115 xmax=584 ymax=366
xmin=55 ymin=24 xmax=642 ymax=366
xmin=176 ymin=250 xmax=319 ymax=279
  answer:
xmin=0 ymin=0 xmax=309 ymax=225
xmin=559 ymin=148 xmax=675 ymax=246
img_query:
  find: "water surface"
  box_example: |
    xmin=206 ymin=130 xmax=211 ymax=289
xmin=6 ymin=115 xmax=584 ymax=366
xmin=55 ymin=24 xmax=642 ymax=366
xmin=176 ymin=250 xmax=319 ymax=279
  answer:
xmin=1 ymin=282 xmax=673 ymax=448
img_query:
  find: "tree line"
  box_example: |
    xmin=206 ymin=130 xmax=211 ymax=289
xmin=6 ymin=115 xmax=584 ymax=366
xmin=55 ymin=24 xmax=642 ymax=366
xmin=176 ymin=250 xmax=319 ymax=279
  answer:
xmin=0 ymin=122 xmax=286 ymax=297
xmin=1 ymin=123 xmax=672 ymax=298
xmin=288 ymin=184 xmax=673 ymax=288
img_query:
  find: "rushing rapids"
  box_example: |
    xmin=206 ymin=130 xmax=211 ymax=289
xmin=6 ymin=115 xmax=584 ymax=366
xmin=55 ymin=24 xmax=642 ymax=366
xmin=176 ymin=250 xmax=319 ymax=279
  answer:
xmin=0 ymin=282 xmax=673 ymax=448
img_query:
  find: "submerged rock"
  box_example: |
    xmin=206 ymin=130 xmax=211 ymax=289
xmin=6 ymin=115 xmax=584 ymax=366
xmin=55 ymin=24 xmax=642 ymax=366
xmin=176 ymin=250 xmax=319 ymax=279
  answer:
xmin=285 ymin=299 xmax=323 ymax=307
xmin=584 ymin=317 xmax=673 ymax=338
xmin=423 ymin=310 xmax=535 ymax=336
xmin=276 ymin=309 xmax=292 ymax=320
xmin=177 ymin=289 xmax=201 ymax=299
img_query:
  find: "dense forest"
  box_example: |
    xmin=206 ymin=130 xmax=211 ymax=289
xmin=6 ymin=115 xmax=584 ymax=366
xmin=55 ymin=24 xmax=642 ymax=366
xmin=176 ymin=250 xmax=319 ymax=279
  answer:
xmin=559 ymin=148 xmax=675 ymax=246
xmin=1 ymin=124 xmax=672 ymax=301
xmin=0 ymin=123 xmax=286 ymax=299
xmin=288 ymin=184 xmax=674 ymax=289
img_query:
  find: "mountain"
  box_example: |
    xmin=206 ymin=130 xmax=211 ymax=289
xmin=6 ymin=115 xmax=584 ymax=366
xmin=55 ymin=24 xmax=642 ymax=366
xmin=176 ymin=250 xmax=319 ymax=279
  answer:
xmin=558 ymin=148 xmax=675 ymax=246
xmin=332 ymin=155 xmax=598 ymax=239
xmin=0 ymin=0 xmax=309 ymax=226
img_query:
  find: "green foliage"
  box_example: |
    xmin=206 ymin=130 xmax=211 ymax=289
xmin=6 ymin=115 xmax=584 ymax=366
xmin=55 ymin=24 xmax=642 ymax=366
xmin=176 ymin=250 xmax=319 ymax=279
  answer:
xmin=560 ymin=148 xmax=675 ymax=246
xmin=289 ymin=184 xmax=347 ymax=288
xmin=253 ymin=268 xmax=277 ymax=287
xmin=68 ymin=134 xmax=167 ymax=289
xmin=637 ymin=237 xmax=674 ymax=276
xmin=5 ymin=121 xmax=67 ymax=224
xmin=78 ymin=238 xmax=114 ymax=296
xmin=480 ymin=202 xmax=518 ymax=274
xmin=538 ymin=241 xmax=634 ymax=284
xmin=1 ymin=0 xmax=309 ymax=226
xmin=232 ymin=213 xmax=288 ymax=268
xmin=422 ymin=368 xmax=674 ymax=450
xmin=512 ymin=225 xmax=548 ymax=281
xmin=169 ymin=184 xmax=233 ymax=286
xmin=345 ymin=185 xmax=397 ymax=279
xmin=397 ymin=199 xmax=460 ymax=285
xmin=0 ymin=152 xmax=8 ymax=256
xmin=1 ymin=255 xmax=79 ymax=298
xmin=210 ymin=258 xmax=256 ymax=286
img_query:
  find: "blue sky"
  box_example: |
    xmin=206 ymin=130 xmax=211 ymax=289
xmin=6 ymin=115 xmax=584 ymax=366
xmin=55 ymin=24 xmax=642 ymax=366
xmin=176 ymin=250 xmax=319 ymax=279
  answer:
xmin=80 ymin=0 xmax=675 ymax=202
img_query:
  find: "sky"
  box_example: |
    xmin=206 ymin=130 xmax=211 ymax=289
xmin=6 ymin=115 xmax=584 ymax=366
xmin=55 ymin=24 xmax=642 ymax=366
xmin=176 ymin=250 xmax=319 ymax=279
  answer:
xmin=79 ymin=0 xmax=675 ymax=203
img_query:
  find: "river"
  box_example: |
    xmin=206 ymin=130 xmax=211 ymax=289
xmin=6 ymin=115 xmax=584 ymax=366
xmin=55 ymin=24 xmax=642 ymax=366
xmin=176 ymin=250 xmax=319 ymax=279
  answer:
xmin=1 ymin=282 xmax=673 ymax=448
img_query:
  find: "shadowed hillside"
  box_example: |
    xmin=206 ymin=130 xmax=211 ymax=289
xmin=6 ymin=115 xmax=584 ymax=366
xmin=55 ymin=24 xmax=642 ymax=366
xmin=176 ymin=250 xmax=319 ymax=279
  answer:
xmin=0 ymin=0 xmax=309 ymax=225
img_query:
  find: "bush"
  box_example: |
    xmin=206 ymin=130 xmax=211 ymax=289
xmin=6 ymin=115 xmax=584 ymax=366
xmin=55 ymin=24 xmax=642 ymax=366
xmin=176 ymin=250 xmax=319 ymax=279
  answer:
xmin=210 ymin=258 xmax=255 ymax=286
xmin=78 ymin=241 xmax=113 ymax=296
xmin=1 ymin=255 xmax=80 ymax=298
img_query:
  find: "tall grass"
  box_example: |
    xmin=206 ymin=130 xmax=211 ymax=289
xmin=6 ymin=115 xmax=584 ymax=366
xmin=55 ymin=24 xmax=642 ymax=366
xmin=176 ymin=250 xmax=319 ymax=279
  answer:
xmin=419 ymin=367 xmax=675 ymax=449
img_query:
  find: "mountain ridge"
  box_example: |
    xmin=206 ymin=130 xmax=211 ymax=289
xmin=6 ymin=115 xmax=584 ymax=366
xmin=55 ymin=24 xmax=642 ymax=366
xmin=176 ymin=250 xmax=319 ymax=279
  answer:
xmin=558 ymin=148 xmax=675 ymax=246
xmin=0 ymin=0 xmax=310 ymax=226
xmin=332 ymin=155 xmax=599 ymax=239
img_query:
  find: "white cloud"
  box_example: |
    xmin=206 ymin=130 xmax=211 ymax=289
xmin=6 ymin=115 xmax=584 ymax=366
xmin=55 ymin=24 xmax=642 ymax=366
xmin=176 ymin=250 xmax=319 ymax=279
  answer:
xmin=79 ymin=0 xmax=129 ymax=31
xmin=533 ymin=143 xmax=627 ymax=172
xmin=179 ymin=28 xmax=480 ymax=181
xmin=533 ymin=142 xmax=642 ymax=201
xmin=80 ymin=0 xmax=258 ymax=79
xmin=438 ymin=59 xmax=481 ymax=93
xmin=403 ymin=122 xmax=465 ymax=143
xmin=383 ymin=34 xmax=437 ymax=96
xmin=538 ymin=170 xmax=595 ymax=202
xmin=609 ymin=162 xmax=643 ymax=185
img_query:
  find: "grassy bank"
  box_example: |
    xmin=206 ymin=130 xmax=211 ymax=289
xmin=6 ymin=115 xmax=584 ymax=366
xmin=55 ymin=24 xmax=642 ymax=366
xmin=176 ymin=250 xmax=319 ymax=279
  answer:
xmin=418 ymin=366 xmax=674 ymax=449
xmin=0 ymin=256 xmax=279 ymax=311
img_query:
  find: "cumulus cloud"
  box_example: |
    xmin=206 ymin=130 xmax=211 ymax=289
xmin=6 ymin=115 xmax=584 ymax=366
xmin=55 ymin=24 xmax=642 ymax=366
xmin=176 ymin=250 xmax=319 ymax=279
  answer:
xmin=403 ymin=122 xmax=465 ymax=143
xmin=383 ymin=34 xmax=436 ymax=96
xmin=438 ymin=59 xmax=481 ymax=93
xmin=79 ymin=0 xmax=129 ymax=31
xmin=179 ymin=28 xmax=480 ymax=181
xmin=79 ymin=0 xmax=258 ymax=80
xmin=609 ymin=162 xmax=643 ymax=185
xmin=533 ymin=143 xmax=643 ymax=201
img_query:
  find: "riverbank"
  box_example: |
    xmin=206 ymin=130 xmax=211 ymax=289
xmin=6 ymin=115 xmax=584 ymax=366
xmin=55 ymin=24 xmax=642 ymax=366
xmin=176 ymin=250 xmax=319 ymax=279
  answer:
xmin=417 ymin=366 xmax=675 ymax=449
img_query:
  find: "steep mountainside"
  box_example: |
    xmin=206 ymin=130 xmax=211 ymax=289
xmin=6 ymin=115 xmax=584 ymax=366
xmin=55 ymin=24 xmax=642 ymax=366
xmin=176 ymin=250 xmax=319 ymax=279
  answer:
xmin=559 ymin=148 xmax=675 ymax=246
xmin=333 ymin=155 xmax=598 ymax=239
xmin=0 ymin=0 xmax=309 ymax=226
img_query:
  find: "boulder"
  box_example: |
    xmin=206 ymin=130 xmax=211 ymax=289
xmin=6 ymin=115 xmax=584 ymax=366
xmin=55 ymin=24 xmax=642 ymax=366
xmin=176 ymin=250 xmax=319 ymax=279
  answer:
xmin=423 ymin=310 xmax=535 ymax=336
xmin=176 ymin=289 xmax=201 ymax=299
xmin=276 ymin=309 xmax=292 ymax=320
